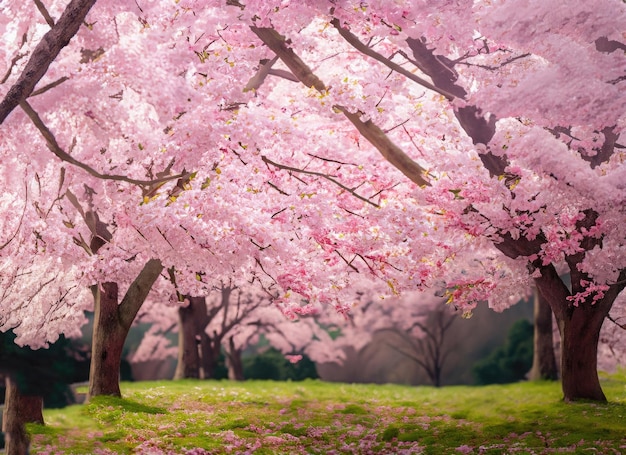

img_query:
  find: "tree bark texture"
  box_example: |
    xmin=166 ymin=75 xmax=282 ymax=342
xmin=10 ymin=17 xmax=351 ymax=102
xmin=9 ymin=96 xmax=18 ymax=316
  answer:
xmin=174 ymin=303 xmax=201 ymax=379
xmin=89 ymin=282 xmax=125 ymax=398
xmin=0 ymin=0 xmax=97 ymax=124
xmin=174 ymin=296 xmax=216 ymax=379
xmin=226 ymin=337 xmax=245 ymax=381
xmin=88 ymin=259 xmax=163 ymax=399
xmin=555 ymin=303 xmax=609 ymax=401
xmin=2 ymin=376 xmax=44 ymax=455
xmin=528 ymin=288 xmax=558 ymax=381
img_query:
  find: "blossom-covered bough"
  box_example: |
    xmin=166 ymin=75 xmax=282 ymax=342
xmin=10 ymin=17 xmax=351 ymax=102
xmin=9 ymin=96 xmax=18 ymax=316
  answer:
xmin=0 ymin=0 xmax=624 ymax=423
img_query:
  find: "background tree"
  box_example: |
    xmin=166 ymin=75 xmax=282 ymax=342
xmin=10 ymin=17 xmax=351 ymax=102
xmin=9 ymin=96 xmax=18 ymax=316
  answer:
xmin=133 ymin=279 xmax=342 ymax=381
xmin=528 ymin=288 xmax=559 ymax=381
xmin=379 ymin=302 xmax=457 ymax=387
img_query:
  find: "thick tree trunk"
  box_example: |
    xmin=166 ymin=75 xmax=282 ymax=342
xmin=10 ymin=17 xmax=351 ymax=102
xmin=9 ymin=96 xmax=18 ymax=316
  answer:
xmin=226 ymin=337 xmax=245 ymax=381
xmin=174 ymin=303 xmax=201 ymax=379
xmin=528 ymin=288 xmax=558 ymax=381
xmin=88 ymin=259 xmax=163 ymax=399
xmin=3 ymin=376 xmax=44 ymax=455
xmin=89 ymin=282 xmax=126 ymax=397
xmin=532 ymin=265 xmax=617 ymax=402
xmin=556 ymin=305 xmax=608 ymax=402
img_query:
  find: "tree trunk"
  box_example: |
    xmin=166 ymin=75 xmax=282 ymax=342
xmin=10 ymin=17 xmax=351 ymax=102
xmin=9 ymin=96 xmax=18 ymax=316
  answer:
xmin=528 ymin=288 xmax=558 ymax=381
xmin=556 ymin=305 xmax=608 ymax=401
xmin=89 ymin=282 xmax=125 ymax=397
xmin=199 ymin=332 xmax=214 ymax=379
xmin=532 ymin=264 xmax=619 ymax=402
xmin=88 ymin=259 xmax=163 ymax=399
xmin=3 ymin=376 xmax=44 ymax=455
xmin=174 ymin=303 xmax=201 ymax=379
xmin=226 ymin=337 xmax=245 ymax=381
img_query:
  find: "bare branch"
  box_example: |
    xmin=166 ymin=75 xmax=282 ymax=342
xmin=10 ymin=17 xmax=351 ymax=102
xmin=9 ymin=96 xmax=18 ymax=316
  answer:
xmin=244 ymin=55 xmax=279 ymax=92
xmin=30 ymin=76 xmax=69 ymax=97
xmin=20 ymin=100 xmax=191 ymax=187
xmin=335 ymin=250 xmax=360 ymax=273
xmin=262 ymin=155 xmax=380 ymax=207
xmin=34 ymin=0 xmax=56 ymax=27
xmin=306 ymin=152 xmax=358 ymax=167
xmin=267 ymin=68 xmax=299 ymax=83
xmin=1 ymin=52 xmax=27 ymax=85
xmin=456 ymin=53 xmax=531 ymax=71
xmin=607 ymin=314 xmax=626 ymax=330
xmin=330 ymin=19 xmax=458 ymax=101
xmin=0 ymin=0 xmax=96 ymax=124
xmin=333 ymin=106 xmax=431 ymax=187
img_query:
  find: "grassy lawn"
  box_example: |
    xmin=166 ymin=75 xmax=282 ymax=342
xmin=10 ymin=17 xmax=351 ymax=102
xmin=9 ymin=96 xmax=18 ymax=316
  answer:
xmin=30 ymin=371 xmax=626 ymax=454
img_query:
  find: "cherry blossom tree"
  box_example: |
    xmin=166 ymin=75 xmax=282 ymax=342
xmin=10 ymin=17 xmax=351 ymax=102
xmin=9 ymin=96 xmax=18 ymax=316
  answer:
xmin=206 ymin=0 xmax=626 ymax=401
xmin=132 ymin=278 xmax=341 ymax=381
xmin=1 ymin=0 xmax=625 ymax=406
xmin=309 ymin=289 xmax=459 ymax=387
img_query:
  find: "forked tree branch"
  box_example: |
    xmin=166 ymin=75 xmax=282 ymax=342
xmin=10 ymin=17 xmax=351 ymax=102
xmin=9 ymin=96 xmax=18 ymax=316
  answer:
xmin=251 ymin=26 xmax=430 ymax=187
xmin=261 ymin=155 xmax=380 ymax=207
xmin=0 ymin=0 xmax=96 ymax=124
xmin=330 ymin=19 xmax=458 ymax=101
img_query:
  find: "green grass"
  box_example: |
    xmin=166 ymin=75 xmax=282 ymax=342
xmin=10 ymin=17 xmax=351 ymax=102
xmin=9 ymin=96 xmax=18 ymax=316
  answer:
xmin=28 ymin=371 xmax=626 ymax=454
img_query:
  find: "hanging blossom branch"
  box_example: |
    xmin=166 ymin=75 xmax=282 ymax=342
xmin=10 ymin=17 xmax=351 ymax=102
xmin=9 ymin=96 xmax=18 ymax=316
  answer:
xmin=250 ymin=26 xmax=430 ymax=188
xmin=20 ymin=100 xmax=191 ymax=187
xmin=261 ymin=155 xmax=380 ymax=208
xmin=0 ymin=0 xmax=96 ymax=124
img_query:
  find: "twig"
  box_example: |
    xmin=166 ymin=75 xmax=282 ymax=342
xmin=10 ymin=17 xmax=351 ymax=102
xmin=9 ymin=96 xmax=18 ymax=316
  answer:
xmin=607 ymin=314 xmax=626 ymax=330
xmin=0 ymin=181 xmax=28 ymax=250
xmin=261 ymin=155 xmax=379 ymax=207
xmin=30 ymin=76 xmax=69 ymax=97
xmin=335 ymin=250 xmax=359 ymax=272
xmin=0 ymin=52 xmax=27 ymax=84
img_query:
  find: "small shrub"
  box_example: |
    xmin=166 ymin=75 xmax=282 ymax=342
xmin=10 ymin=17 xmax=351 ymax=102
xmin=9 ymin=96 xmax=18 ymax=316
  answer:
xmin=472 ymin=319 xmax=534 ymax=385
xmin=242 ymin=348 xmax=318 ymax=381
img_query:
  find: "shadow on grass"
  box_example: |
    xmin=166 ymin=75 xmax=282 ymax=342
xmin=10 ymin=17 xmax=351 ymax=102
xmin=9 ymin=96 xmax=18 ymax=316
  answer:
xmin=87 ymin=395 xmax=168 ymax=415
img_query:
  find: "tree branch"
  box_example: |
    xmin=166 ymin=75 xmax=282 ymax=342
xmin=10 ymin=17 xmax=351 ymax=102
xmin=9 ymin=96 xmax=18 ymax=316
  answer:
xmin=262 ymin=155 xmax=379 ymax=207
xmin=119 ymin=258 xmax=164 ymax=329
xmin=0 ymin=181 xmax=28 ymax=251
xmin=30 ymin=76 xmax=69 ymax=97
xmin=0 ymin=0 xmax=96 ymax=124
xmin=33 ymin=0 xmax=56 ymax=27
xmin=19 ymin=100 xmax=191 ymax=187
xmin=331 ymin=19 xmax=458 ymax=101
xmin=251 ymin=26 xmax=430 ymax=187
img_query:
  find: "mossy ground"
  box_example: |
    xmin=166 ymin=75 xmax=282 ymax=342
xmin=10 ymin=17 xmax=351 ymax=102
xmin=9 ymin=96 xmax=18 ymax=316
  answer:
xmin=29 ymin=371 xmax=626 ymax=454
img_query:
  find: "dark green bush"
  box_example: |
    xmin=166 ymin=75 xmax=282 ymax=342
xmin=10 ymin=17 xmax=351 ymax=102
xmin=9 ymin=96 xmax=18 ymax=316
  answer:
xmin=243 ymin=348 xmax=317 ymax=381
xmin=0 ymin=330 xmax=90 ymax=408
xmin=472 ymin=319 xmax=534 ymax=385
